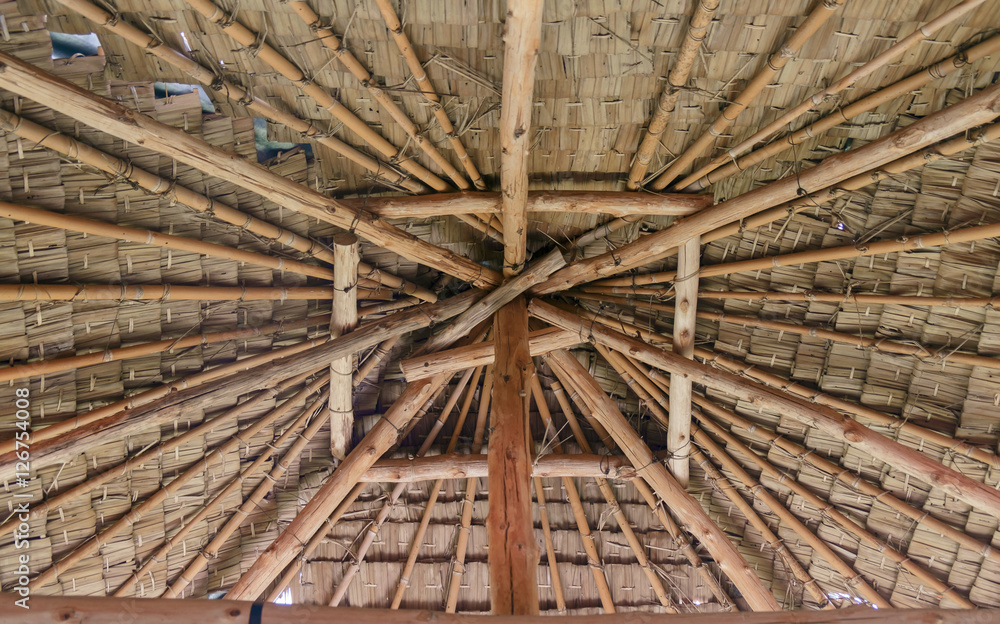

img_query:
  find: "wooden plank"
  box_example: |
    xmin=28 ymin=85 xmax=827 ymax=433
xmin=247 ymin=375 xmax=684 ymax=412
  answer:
xmin=487 ymin=296 xmax=539 ymax=614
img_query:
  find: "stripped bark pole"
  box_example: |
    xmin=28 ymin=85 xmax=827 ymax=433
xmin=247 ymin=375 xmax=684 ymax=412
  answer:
xmin=361 ymin=453 xmax=635 ymax=482
xmin=532 ymin=84 xmax=1000 ymax=294
xmin=542 ymin=348 xmax=780 ymax=611
xmin=627 ymin=0 xmax=720 ymax=188
xmin=0 ymin=284 xmax=388 ymax=303
xmin=649 ymin=0 xmax=844 ymax=190
xmin=500 ymin=0 xmax=544 ymax=276
xmin=225 ymin=307 xmax=487 ymax=600
xmin=330 ymin=233 xmax=360 ymax=461
xmin=0 ymin=107 xmax=434 ymax=300
xmin=529 ymin=299 xmax=1000 ymax=519
xmin=488 ymin=296 xmax=539 ymax=614
xmin=0 ymin=50 xmax=503 ymax=288
xmin=389 ymin=366 xmax=484 ymax=609
xmin=353 ymin=191 xmax=712 ymax=218
xmin=667 ymin=236 xmax=698 ymax=486
xmin=678 ymin=15 xmax=999 ymax=191
xmin=49 ymin=0 xmax=426 ymax=192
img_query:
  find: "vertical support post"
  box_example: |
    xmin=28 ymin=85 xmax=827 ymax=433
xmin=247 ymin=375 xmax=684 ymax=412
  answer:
xmin=668 ymin=235 xmax=699 ymax=486
xmin=487 ymin=296 xmax=539 ymax=614
xmin=330 ymin=232 xmax=360 ymax=460
xmin=500 ymin=0 xmax=544 ymax=276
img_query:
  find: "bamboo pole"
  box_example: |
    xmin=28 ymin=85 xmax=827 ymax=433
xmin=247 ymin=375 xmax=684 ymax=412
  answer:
xmin=328 ymin=347 xmax=486 ymax=606
xmin=601 ymin=348 xmax=870 ymax=609
xmin=539 ymin=368 xmax=676 ymax=612
xmin=420 ymin=249 xmax=566 ymax=355
xmin=488 ymin=297 xmax=539 ymax=614
xmin=28 ymin=375 xmax=330 ymax=590
xmin=359 ymin=299 xmax=420 ymax=318
xmin=677 ymin=3 xmax=994 ymax=190
xmin=594 ymin=120 xmax=1000 ymax=289
xmin=530 ymin=299 xmax=1000 ymax=519
xmin=371 ymin=0 xmax=485 ymax=190
xmin=48 ymin=0 xmax=425 ymax=192
xmin=389 ymin=366 xmax=483 ymax=609
xmin=572 ymin=292 xmax=1000 ymax=372
xmin=0 ymin=313 xmax=329 ymax=384
xmin=668 ymin=236 xmax=698 ymax=486
xmin=532 ymin=473 xmax=566 ymax=614
xmin=532 ymin=84 xmax=1000 ymax=295
xmin=354 ymin=336 xmax=401 ymax=387
xmin=266 ymin=358 xmax=403 ymax=603
xmin=0 ymin=50 xmax=504 ymax=288
xmin=574 ymin=303 xmax=1000 ymax=473
xmin=456 ymin=212 xmax=505 ymax=244
xmin=444 ymin=366 xmax=494 ymax=613
xmin=571 ymin=214 xmax=643 ymax=251
xmin=0 ymin=107 xmax=433 ymax=301
xmin=284 ymin=1 xmax=469 ymax=190
xmin=118 ymin=376 xmax=330 ymax=597
xmin=11 ymin=596 xmax=997 ymax=624
xmin=686 ymin=393 xmax=975 ymax=608
xmin=226 ymin=317 xmax=488 ymax=600
xmin=528 ymin=376 xmax=617 ymax=613
xmin=543 ymin=348 xmax=780 ymax=611
xmin=353 ymin=191 xmax=712 ymax=218
xmin=330 ymin=233 xmax=360 ymax=461
xmin=500 ymin=0 xmax=544 ymax=276
xmin=648 ymin=0 xmax=844 ymax=190
xmin=361 ymin=452 xmax=634 ymax=482
xmin=698 ymin=290 xmax=1000 ymax=308
xmin=627 ymin=0 xmax=720 ymax=189
xmin=0 ymin=292 xmax=479 ymax=480
xmin=691 ymin=392 xmax=1000 ymax=567
xmin=0 ymin=283 xmax=382 ymax=303
xmin=0 ymin=370 xmax=319 ymax=541
xmin=0 ymin=201 xmax=340 ymax=283
xmin=266 ymin=480 xmax=369 ymax=602
xmin=400 ymin=326 xmax=580 ymax=381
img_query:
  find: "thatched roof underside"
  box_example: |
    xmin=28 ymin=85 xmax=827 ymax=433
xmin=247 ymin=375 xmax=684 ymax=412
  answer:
xmin=2 ymin=0 xmax=1000 ymax=616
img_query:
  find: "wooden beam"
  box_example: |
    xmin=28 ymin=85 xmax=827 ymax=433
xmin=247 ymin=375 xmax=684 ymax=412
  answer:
xmin=0 ymin=107 xmax=434 ymax=301
xmin=500 ymin=0 xmax=544 ymax=276
xmin=532 ymin=82 xmax=1000 ymax=294
xmin=9 ymin=596 xmax=999 ymax=624
xmin=648 ymin=0 xmax=843 ymax=190
xmin=0 ymin=292 xmax=479 ymax=482
xmin=347 ymin=191 xmax=711 ymax=218
xmin=667 ymin=236 xmax=698 ymax=486
xmin=544 ymin=349 xmax=780 ymax=611
xmin=362 ymin=453 xmax=634 ymax=482
xmin=627 ymin=0 xmax=720 ymax=189
xmin=400 ymin=326 xmax=580 ymax=380
xmin=488 ymin=296 xmax=539 ymax=614
xmin=420 ymin=249 xmax=565 ymax=355
xmin=0 ymin=50 xmax=502 ymax=288
xmin=330 ymin=233 xmax=360 ymax=461
xmin=52 ymin=0 xmax=424 ymax=192
xmin=529 ymin=298 xmax=1000 ymax=520
xmin=698 ymin=290 xmax=1000 ymax=308
xmin=0 ymin=284 xmax=385 ymax=303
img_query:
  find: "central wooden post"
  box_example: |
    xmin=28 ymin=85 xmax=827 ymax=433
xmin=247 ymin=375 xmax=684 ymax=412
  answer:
xmin=330 ymin=232 xmax=360 ymax=461
xmin=488 ymin=295 xmax=539 ymax=614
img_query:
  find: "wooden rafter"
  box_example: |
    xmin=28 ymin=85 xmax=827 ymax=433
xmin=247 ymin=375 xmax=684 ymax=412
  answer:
xmin=533 ymin=83 xmax=1000 ymax=295
xmin=0 ymin=50 xmax=503 ymax=288
xmin=329 ymin=232 xmax=360 ymax=461
xmin=500 ymin=0 xmax=544 ymax=276
xmin=666 ymin=237 xmax=698 ymax=486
